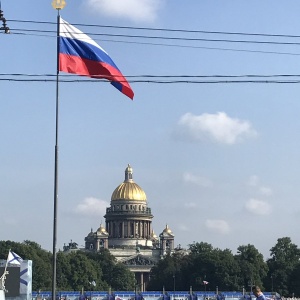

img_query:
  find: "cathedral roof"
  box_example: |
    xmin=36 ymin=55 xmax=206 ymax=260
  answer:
xmin=160 ymin=224 xmax=174 ymax=237
xmin=111 ymin=164 xmax=147 ymax=201
xmin=151 ymin=229 xmax=158 ymax=240
xmin=96 ymin=223 xmax=109 ymax=235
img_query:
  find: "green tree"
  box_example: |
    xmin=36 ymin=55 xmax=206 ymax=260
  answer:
xmin=213 ymin=248 xmax=240 ymax=290
xmin=288 ymin=262 xmax=300 ymax=296
xmin=109 ymin=263 xmax=135 ymax=291
xmin=148 ymin=242 xmax=240 ymax=291
xmin=267 ymin=237 xmax=300 ymax=296
xmin=66 ymin=252 xmax=103 ymax=291
xmin=0 ymin=240 xmax=52 ymax=290
xmin=86 ymin=249 xmax=134 ymax=291
xmin=186 ymin=242 xmax=219 ymax=290
xmin=148 ymin=253 xmax=179 ymax=291
xmin=184 ymin=242 xmax=240 ymax=291
xmin=0 ymin=240 xmax=134 ymax=292
xmin=235 ymin=244 xmax=268 ymax=291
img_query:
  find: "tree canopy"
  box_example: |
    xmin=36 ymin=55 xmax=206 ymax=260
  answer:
xmin=2 ymin=237 xmax=300 ymax=297
xmin=0 ymin=241 xmax=134 ymax=292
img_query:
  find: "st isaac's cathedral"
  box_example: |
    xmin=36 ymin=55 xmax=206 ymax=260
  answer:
xmin=82 ymin=164 xmax=175 ymax=291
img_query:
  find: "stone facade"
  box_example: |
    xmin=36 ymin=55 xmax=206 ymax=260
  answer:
xmin=83 ymin=165 xmax=175 ymax=291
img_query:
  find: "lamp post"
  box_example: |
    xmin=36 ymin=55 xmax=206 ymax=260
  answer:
xmin=173 ymin=274 xmax=176 ymax=292
xmin=248 ymin=280 xmax=253 ymax=294
xmin=51 ymin=0 xmax=66 ymax=9
xmin=50 ymin=2 xmax=66 ymax=300
xmin=271 ymin=275 xmax=273 ymax=293
xmin=90 ymin=280 xmax=96 ymax=300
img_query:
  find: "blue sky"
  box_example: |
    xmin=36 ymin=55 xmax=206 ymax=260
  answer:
xmin=2 ymin=0 xmax=300 ymax=259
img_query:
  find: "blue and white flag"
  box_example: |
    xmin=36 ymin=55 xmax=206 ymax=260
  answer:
xmin=7 ymin=250 xmax=23 ymax=265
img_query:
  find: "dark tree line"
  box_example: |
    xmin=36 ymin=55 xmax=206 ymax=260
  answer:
xmin=1 ymin=237 xmax=300 ymax=296
xmin=0 ymin=240 xmax=135 ymax=292
xmin=148 ymin=237 xmax=300 ymax=297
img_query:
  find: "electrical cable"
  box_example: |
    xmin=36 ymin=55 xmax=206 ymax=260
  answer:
xmin=8 ymin=31 xmax=300 ymax=56
xmin=1 ymin=78 xmax=300 ymax=84
xmin=9 ymin=27 xmax=300 ymax=46
xmin=7 ymin=19 xmax=300 ymax=40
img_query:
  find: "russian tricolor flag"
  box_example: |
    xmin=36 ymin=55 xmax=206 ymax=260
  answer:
xmin=59 ymin=18 xmax=134 ymax=100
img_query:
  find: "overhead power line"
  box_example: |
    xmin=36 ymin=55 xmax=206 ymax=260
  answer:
xmin=1 ymin=73 xmax=300 ymax=84
xmin=2 ymin=79 xmax=300 ymax=84
xmin=7 ymin=19 xmax=300 ymax=39
xmin=5 ymin=19 xmax=300 ymax=56
xmin=2 ymin=73 xmax=300 ymax=78
xmin=9 ymin=27 xmax=300 ymax=46
xmin=8 ymin=31 xmax=300 ymax=57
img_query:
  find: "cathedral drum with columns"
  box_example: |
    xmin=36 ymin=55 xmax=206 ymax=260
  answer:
xmin=84 ymin=164 xmax=175 ymax=291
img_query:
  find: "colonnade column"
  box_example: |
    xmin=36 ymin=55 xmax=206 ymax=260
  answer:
xmin=134 ymin=221 xmax=136 ymax=238
xmin=106 ymin=221 xmax=109 ymax=235
xmin=140 ymin=273 xmax=144 ymax=292
xmin=143 ymin=222 xmax=146 ymax=238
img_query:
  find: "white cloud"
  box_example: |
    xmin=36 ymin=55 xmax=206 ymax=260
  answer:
xmin=247 ymin=175 xmax=259 ymax=187
xmin=85 ymin=0 xmax=164 ymax=23
xmin=245 ymin=198 xmax=272 ymax=215
xmin=247 ymin=176 xmax=273 ymax=196
xmin=3 ymin=217 xmax=18 ymax=226
xmin=178 ymin=224 xmax=189 ymax=231
xmin=184 ymin=202 xmax=197 ymax=208
xmin=183 ymin=172 xmax=212 ymax=187
xmin=177 ymin=112 xmax=257 ymax=145
xmin=205 ymin=219 xmax=230 ymax=234
xmin=73 ymin=197 xmax=109 ymax=217
xmin=259 ymin=186 xmax=273 ymax=196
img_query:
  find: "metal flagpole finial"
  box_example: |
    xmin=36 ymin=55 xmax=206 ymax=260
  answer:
xmin=52 ymin=0 xmax=66 ymax=10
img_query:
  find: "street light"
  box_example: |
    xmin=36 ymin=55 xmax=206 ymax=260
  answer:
xmin=271 ymin=275 xmax=274 ymax=293
xmin=135 ymin=280 xmax=138 ymax=300
xmin=173 ymin=274 xmax=176 ymax=292
xmin=50 ymin=2 xmax=66 ymax=300
xmin=89 ymin=281 xmax=96 ymax=300
xmin=52 ymin=0 xmax=66 ymax=9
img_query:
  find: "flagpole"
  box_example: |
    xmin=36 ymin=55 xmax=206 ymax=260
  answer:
xmin=51 ymin=2 xmax=66 ymax=300
xmin=0 ymin=250 xmax=10 ymax=291
xmin=3 ymin=250 xmax=10 ymax=278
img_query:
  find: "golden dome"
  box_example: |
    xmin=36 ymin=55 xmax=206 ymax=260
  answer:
xmin=163 ymin=224 xmax=173 ymax=234
xmin=97 ymin=223 xmax=108 ymax=235
xmin=111 ymin=164 xmax=147 ymax=201
xmin=151 ymin=229 xmax=158 ymax=239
